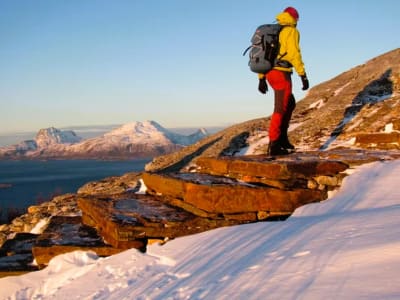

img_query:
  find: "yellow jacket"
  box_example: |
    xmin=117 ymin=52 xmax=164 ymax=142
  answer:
xmin=258 ymin=11 xmax=306 ymax=78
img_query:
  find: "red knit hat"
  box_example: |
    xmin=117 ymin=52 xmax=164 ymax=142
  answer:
xmin=284 ymin=6 xmax=299 ymax=21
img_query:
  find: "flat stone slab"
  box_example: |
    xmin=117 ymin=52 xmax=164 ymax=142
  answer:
xmin=78 ymin=194 xmax=241 ymax=249
xmin=194 ymin=150 xmax=400 ymax=180
xmin=356 ymin=133 xmax=400 ymax=149
xmin=32 ymin=216 xmax=124 ymax=267
xmin=142 ymin=172 xmax=326 ymax=216
xmin=195 ymin=154 xmax=348 ymax=181
xmin=316 ymin=149 xmax=400 ymax=166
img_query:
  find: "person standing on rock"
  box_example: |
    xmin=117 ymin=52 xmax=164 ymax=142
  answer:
xmin=258 ymin=6 xmax=309 ymax=155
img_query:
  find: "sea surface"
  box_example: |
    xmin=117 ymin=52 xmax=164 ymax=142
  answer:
xmin=0 ymin=159 xmax=150 ymax=223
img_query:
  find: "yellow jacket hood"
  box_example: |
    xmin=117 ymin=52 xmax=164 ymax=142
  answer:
xmin=276 ymin=12 xmax=297 ymax=26
xmin=274 ymin=12 xmax=305 ymax=76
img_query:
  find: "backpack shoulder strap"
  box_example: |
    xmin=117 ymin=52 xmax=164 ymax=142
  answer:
xmin=242 ymin=45 xmax=252 ymax=56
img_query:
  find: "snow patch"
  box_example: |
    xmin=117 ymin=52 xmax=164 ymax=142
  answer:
xmin=334 ymin=82 xmax=352 ymax=96
xmin=30 ymin=218 xmax=50 ymax=234
xmin=385 ymin=123 xmax=394 ymax=133
xmin=237 ymin=131 xmax=268 ymax=156
xmin=309 ymin=99 xmax=325 ymax=109
xmin=135 ymin=178 xmax=148 ymax=194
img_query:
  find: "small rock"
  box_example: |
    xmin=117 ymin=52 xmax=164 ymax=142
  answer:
xmin=0 ymin=232 xmax=6 ymax=247
xmin=23 ymin=223 xmax=33 ymax=233
xmin=27 ymin=205 xmax=41 ymax=214
xmin=307 ymin=179 xmax=318 ymax=189
xmin=314 ymin=175 xmax=339 ymax=187
xmin=258 ymin=211 xmax=271 ymax=220
xmin=12 ymin=218 xmax=24 ymax=227
xmin=0 ymin=224 xmax=10 ymax=232
xmin=61 ymin=206 xmax=70 ymax=213
xmin=10 ymin=224 xmax=23 ymax=232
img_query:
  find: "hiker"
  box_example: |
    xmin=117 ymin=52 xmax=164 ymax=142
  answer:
xmin=258 ymin=6 xmax=309 ymax=155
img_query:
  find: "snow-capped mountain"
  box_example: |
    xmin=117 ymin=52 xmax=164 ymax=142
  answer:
xmin=0 ymin=121 xmax=209 ymax=160
xmin=101 ymin=120 xmax=205 ymax=146
xmin=35 ymin=127 xmax=82 ymax=148
xmin=0 ymin=127 xmax=81 ymax=158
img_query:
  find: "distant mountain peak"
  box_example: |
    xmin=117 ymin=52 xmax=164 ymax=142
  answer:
xmin=0 ymin=121 xmax=208 ymax=160
xmin=106 ymin=120 xmax=165 ymax=136
xmin=35 ymin=127 xmax=82 ymax=148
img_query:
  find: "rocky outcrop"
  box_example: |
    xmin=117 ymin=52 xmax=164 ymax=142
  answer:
xmin=77 ymin=172 xmax=141 ymax=196
xmin=77 ymin=194 xmax=240 ymax=249
xmin=0 ymin=194 xmax=79 ymax=244
xmin=0 ymin=233 xmax=38 ymax=276
xmin=143 ymin=172 xmax=326 ymax=220
xmin=32 ymin=216 xmax=124 ymax=268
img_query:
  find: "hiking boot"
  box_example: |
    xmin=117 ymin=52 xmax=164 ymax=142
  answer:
xmin=279 ymin=136 xmax=295 ymax=150
xmin=268 ymin=141 xmax=289 ymax=156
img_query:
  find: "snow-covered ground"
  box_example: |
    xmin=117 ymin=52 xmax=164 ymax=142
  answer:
xmin=1 ymin=160 xmax=400 ymax=300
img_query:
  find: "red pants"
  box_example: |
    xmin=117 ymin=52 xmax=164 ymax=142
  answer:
xmin=266 ymin=69 xmax=296 ymax=142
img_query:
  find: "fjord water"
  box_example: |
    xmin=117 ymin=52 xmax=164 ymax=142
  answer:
xmin=0 ymin=159 xmax=149 ymax=223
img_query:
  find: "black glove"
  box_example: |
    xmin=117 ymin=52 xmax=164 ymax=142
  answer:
xmin=301 ymin=74 xmax=309 ymax=91
xmin=258 ymin=78 xmax=268 ymax=94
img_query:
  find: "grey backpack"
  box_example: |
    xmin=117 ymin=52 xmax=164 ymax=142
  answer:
xmin=243 ymin=24 xmax=283 ymax=74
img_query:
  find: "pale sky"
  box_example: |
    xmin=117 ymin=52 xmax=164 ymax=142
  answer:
xmin=1 ymin=0 xmax=399 ymax=133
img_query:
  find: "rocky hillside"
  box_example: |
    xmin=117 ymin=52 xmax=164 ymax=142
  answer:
xmin=0 ymin=121 xmax=209 ymax=160
xmin=146 ymin=48 xmax=400 ymax=172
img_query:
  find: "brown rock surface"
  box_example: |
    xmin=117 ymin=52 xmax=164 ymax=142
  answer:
xmin=195 ymin=154 xmax=349 ymax=181
xmin=355 ymin=132 xmax=400 ymax=148
xmin=143 ymin=172 xmax=327 ymax=216
xmin=78 ymin=194 xmax=241 ymax=249
xmin=32 ymin=216 xmax=124 ymax=267
xmin=77 ymin=172 xmax=141 ymax=196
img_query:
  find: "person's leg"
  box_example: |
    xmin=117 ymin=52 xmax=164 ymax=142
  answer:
xmin=266 ymin=70 xmax=292 ymax=155
xmin=280 ymin=94 xmax=296 ymax=149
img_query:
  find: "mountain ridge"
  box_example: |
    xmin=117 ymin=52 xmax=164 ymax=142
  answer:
xmin=0 ymin=121 xmax=209 ymax=160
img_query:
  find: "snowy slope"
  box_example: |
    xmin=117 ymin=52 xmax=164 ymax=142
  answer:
xmin=1 ymin=160 xmax=400 ymax=299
